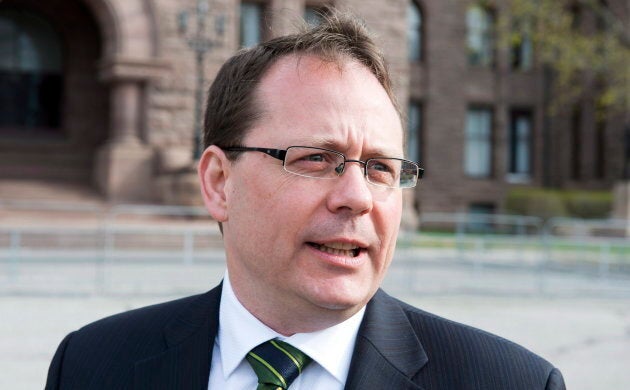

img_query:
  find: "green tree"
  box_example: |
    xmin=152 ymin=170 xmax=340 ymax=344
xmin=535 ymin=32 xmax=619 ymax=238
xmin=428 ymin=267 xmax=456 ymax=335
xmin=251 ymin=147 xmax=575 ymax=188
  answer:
xmin=501 ymin=0 xmax=629 ymax=115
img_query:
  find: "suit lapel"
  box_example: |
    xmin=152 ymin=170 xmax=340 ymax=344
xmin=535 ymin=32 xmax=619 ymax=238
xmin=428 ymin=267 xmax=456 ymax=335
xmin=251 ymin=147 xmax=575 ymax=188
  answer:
xmin=134 ymin=284 xmax=222 ymax=390
xmin=132 ymin=285 xmax=427 ymax=389
xmin=344 ymin=290 xmax=428 ymax=390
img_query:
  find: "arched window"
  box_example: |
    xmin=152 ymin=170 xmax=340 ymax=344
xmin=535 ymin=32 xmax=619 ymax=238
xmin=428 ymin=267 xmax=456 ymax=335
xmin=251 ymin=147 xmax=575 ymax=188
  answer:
xmin=407 ymin=1 xmax=423 ymax=62
xmin=466 ymin=4 xmax=495 ymax=66
xmin=511 ymin=17 xmax=533 ymax=70
xmin=0 ymin=9 xmax=63 ymax=132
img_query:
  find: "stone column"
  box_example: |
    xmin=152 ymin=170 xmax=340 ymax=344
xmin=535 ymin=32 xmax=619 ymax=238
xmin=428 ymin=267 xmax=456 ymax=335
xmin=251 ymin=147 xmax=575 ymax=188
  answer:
xmin=109 ymin=81 xmax=142 ymax=144
xmin=94 ymin=80 xmax=154 ymax=201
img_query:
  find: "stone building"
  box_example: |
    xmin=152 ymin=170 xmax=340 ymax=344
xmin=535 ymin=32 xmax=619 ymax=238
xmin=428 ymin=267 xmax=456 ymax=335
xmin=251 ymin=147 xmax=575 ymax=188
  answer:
xmin=0 ymin=0 xmax=626 ymax=218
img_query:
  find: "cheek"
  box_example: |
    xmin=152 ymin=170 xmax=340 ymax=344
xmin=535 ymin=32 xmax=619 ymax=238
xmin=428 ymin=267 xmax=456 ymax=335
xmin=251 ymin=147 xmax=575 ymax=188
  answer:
xmin=374 ymin=194 xmax=403 ymax=232
xmin=229 ymin=173 xmax=315 ymax=237
xmin=229 ymin=170 xmax=283 ymax=211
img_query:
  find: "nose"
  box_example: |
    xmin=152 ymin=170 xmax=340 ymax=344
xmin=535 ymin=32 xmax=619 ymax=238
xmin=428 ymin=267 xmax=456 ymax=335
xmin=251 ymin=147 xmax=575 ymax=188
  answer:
xmin=326 ymin=162 xmax=373 ymax=215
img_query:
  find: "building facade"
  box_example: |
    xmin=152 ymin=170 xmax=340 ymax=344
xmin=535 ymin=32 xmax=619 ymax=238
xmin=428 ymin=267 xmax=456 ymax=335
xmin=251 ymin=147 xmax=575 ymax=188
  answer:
xmin=0 ymin=0 xmax=626 ymax=217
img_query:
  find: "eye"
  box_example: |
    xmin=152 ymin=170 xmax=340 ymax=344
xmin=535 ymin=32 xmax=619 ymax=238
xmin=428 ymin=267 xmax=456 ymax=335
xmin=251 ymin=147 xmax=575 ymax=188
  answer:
xmin=366 ymin=159 xmax=400 ymax=186
xmin=301 ymin=153 xmax=327 ymax=162
xmin=370 ymin=160 xmax=394 ymax=173
xmin=285 ymin=148 xmax=341 ymax=178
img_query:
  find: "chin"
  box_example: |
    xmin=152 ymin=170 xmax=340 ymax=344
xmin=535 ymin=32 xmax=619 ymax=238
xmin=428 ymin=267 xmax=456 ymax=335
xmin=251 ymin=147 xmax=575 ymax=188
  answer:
xmin=309 ymin=290 xmax=371 ymax=312
xmin=299 ymin=274 xmax=379 ymax=312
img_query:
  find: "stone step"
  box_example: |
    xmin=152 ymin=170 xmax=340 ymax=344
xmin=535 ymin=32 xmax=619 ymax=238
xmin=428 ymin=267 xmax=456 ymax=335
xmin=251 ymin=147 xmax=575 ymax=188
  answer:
xmin=0 ymin=150 xmax=94 ymax=181
xmin=0 ymin=179 xmax=100 ymax=203
xmin=0 ymin=180 xmax=221 ymax=246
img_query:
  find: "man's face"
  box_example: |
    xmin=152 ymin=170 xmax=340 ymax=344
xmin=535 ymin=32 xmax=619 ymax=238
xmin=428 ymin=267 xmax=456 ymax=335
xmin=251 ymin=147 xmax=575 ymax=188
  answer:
xmin=215 ymin=55 xmax=403 ymax=331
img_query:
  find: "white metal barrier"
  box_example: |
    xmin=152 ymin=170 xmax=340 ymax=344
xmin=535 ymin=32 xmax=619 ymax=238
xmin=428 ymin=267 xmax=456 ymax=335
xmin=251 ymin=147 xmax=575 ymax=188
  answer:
xmin=1 ymin=201 xmax=628 ymax=296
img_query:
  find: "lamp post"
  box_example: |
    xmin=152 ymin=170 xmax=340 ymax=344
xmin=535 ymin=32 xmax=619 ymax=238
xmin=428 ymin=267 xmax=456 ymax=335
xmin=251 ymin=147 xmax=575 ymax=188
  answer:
xmin=178 ymin=0 xmax=225 ymax=160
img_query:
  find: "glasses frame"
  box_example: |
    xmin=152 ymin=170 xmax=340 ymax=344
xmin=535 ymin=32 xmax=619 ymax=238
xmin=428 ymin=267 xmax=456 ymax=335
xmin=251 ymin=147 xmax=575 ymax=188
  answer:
xmin=222 ymin=146 xmax=424 ymax=188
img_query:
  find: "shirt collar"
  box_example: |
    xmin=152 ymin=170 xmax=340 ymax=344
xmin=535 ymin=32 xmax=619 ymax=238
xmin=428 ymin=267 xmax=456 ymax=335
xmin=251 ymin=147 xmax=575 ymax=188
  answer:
xmin=218 ymin=272 xmax=366 ymax=384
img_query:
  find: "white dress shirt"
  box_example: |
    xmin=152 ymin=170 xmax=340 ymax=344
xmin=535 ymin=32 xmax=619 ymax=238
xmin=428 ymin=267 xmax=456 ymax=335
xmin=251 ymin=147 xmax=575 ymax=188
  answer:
xmin=208 ymin=272 xmax=365 ymax=389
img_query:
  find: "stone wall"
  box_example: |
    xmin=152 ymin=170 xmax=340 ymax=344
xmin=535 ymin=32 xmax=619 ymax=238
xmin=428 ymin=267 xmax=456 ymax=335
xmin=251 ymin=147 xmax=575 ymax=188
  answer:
xmin=0 ymin=0 xmax=625 ymax=217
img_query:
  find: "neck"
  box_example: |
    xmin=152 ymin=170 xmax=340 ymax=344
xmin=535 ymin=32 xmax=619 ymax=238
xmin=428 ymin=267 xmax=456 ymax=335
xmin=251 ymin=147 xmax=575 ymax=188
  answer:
xmin=228 ymin=273 xmax=363 ymax=336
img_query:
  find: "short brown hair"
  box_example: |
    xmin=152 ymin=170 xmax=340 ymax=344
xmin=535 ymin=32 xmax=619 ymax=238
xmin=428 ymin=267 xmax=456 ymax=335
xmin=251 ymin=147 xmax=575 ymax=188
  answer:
xmin=202 ymin=10 xmax=398 ymax=151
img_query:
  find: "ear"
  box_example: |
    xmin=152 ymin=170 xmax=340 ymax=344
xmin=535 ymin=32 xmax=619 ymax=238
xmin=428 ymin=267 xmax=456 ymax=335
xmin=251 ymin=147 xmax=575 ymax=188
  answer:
xmin=198 ymin=145 xmax=230 ymax=222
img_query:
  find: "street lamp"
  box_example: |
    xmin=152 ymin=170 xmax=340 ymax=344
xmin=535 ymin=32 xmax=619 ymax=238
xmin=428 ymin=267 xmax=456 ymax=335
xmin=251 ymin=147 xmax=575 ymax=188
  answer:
xmin=178 ymin=0 xmax=226 ymax=160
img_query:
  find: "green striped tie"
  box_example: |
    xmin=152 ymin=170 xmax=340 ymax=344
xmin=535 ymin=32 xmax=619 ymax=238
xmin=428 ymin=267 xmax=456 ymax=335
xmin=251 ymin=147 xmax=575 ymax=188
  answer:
xmin=246 ymin=339 xmax=312 ymax=390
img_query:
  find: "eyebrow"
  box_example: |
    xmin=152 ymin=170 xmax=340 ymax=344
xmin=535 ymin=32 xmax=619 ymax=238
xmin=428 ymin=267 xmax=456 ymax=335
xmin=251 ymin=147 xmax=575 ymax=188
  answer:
xmin=301 ymin=136 xmax=402 ymax=158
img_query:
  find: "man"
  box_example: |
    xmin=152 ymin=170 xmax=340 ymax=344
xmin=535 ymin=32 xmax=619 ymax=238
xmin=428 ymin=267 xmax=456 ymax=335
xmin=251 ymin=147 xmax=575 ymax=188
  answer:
xmin=46 ymin=12 xmax=565 ymax=390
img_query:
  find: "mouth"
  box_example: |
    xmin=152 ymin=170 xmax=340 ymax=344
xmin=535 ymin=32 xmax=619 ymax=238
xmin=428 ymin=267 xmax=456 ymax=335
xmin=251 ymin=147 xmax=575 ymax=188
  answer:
xmin=307 ymin=242 xmax=363 ymax=258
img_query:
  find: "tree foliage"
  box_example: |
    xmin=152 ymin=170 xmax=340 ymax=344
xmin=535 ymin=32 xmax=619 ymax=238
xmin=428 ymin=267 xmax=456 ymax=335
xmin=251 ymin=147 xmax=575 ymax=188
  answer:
xmin=500 ymin=0 xmax=629 ymax=115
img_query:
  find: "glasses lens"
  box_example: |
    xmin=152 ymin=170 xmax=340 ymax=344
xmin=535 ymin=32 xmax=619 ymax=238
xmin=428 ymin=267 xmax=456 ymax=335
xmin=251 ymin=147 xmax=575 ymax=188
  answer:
xmin=366 ymin=159 xmax=418 ymax=188
xmin=399 ymin=161 xmax=419 ymax=188
xmin=284 ymin=147 xmax=344 ymax=178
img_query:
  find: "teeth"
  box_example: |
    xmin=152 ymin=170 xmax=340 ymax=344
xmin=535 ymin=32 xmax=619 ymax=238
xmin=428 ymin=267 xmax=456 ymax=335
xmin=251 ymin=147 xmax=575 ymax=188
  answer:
xmin=315 ymin=243 xmax=361 ymax=257
xmin=325 ymin=242 xmax=356 ymax=250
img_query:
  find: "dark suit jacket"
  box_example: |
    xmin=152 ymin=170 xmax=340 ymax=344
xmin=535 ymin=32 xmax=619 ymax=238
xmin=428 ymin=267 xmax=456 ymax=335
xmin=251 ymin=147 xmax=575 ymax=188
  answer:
xmin=45 ymin=285 xmax=565 ymax=389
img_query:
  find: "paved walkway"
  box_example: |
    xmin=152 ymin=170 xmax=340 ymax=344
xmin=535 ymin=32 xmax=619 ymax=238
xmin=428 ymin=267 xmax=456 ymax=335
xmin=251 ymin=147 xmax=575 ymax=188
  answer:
xmin=1 ymin=261 xmax=629 ymax=390
xmin=1 ymin=188 xmax=628 ymax=389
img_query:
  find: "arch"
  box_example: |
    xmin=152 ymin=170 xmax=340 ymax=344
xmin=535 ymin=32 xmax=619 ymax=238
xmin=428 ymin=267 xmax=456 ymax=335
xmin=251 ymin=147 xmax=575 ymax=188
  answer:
xmin=78 ymin=0 xmax=169 ymax=202
xmin=79 ymin=0 xmax=121 ymax=59
xmin=80 ymin=0 xmax=158 ymax=60
xmin=0 ymin=0 xmax=110 ymax=185
xmin=0 ymin=8 xmax=64 ymax=131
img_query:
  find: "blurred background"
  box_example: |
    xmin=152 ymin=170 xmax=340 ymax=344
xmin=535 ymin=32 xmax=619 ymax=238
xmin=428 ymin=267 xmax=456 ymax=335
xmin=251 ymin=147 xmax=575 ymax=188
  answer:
xmin=0 ymin=0 xmax=629 ymax=389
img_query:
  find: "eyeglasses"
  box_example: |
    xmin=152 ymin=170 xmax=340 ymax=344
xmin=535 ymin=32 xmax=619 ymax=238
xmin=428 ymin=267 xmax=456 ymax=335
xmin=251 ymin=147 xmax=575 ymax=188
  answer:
xmin=223 ymin=146 xmax=423 ymax=189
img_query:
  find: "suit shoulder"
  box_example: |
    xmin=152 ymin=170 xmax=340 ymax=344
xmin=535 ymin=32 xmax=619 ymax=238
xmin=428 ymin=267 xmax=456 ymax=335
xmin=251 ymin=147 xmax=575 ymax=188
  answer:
xmin=379 ymin=295 xmax=565 ymax=388
xmin=391 ymin=295 xmax=556 ymax=373
xmin=65 ymin=289 xmax=218 ymax=357
xmin=78 ymin=293 xmax=206 ymax=335
xmin=46 ymin=289 xmax=220 ymax=389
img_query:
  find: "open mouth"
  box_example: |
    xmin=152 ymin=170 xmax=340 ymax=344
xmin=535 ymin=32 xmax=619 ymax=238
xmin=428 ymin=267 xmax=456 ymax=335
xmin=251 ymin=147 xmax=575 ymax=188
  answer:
xmin=308 ymin=242 xmax=362 ymax=257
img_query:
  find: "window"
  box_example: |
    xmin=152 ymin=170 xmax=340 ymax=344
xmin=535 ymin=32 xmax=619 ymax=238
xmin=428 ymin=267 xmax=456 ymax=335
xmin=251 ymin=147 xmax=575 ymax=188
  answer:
xmin=407 ymin=1 xmax=423 ymax=62
xmin=466 ymin=4 xmax=495 ymax=66
xmin=508 ymin=110 xmax=533 ymax=179
xmin=240 ymin=2 xmax=265 ymax=48
xmin=304 ymin=5 xmax=326 ymax=26
xmin=407 ymin=102 xmax=422 ymax=163
xmin=464 ymin=108 xmax=493 ymax=177
xmin=570 ymin=106 xmax=582 ymax=180
xmin=0 ymin=9 xmax=63 ymax=132
xmin=511 ymin=20 xmax=533 ymax=70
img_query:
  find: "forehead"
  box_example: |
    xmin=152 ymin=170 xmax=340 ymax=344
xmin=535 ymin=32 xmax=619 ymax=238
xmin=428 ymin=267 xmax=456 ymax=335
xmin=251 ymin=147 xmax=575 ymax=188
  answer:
xmin=247 ymin=54 xmax=403 ymax=156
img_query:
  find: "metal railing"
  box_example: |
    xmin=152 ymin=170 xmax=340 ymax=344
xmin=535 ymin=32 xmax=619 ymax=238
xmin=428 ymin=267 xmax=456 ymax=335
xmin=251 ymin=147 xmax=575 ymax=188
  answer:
xmin=1 ymin=201 xmax=628 ymax=296
xmin=399 ymin=212 xmax=630 ymax=279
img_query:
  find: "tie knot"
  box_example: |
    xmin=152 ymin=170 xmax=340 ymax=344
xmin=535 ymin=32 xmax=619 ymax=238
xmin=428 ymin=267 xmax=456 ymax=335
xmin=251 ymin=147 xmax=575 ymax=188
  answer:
xmin=246 ymin=339 xmax=312 ymax=390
